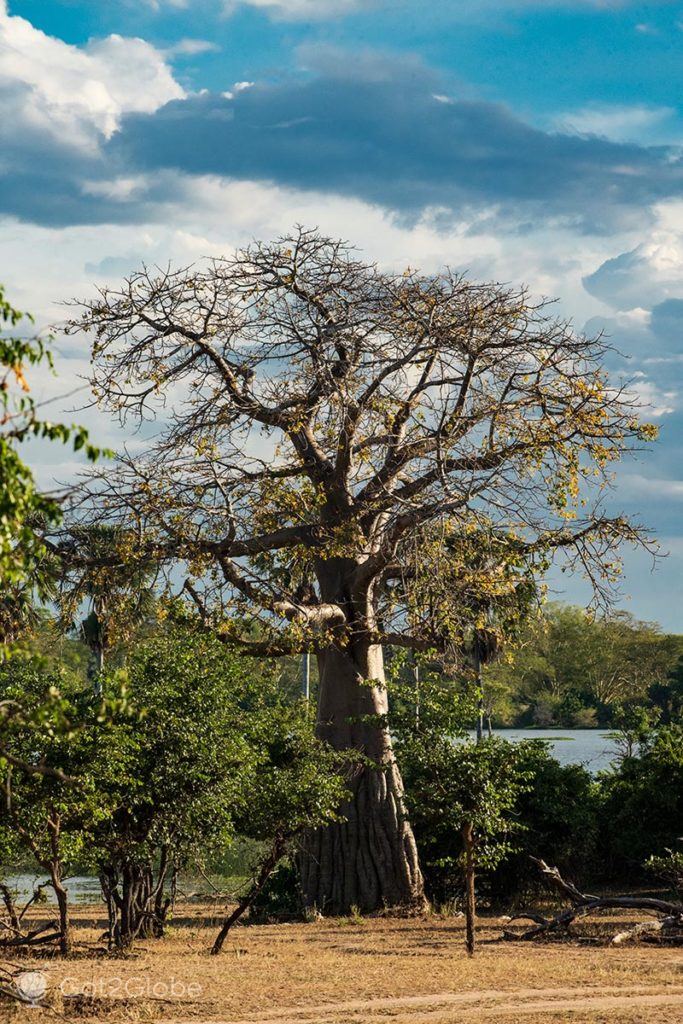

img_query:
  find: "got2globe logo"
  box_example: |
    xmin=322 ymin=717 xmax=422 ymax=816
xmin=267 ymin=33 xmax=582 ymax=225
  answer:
xmin=14 ymin=971 xmax=48 ymax=1006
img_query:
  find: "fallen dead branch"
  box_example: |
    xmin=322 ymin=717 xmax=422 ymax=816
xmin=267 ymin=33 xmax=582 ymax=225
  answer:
xmin=503 ymin=857 xmax=683 ymax=945
xmin=0 ymin=879 xmax=65 ymax=952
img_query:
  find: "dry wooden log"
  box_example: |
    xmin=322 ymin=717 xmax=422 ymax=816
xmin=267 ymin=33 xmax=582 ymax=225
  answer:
xmin=0 ymin=930 xmax=62 ymax=948
xmin=502 ymin=858 xmax=683 ymax=944
xmin=612 ymin=920 xmax=664 ymax=945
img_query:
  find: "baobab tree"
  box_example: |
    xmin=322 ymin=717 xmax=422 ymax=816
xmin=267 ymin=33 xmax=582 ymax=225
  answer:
xmin=64 ymin=228 xmax=654 ymax=914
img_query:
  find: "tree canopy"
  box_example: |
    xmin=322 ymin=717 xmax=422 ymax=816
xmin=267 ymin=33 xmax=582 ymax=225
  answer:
xmin=65 ymin=228 xmax=654 ymax=660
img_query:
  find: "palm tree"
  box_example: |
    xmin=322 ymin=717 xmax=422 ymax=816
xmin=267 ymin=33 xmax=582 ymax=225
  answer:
xmin=58 ymin=525 xmax=159 ymax=692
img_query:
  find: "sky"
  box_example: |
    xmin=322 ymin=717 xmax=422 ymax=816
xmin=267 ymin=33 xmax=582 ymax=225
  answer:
xmin=4 ymin=0 xmax=683 ymax=628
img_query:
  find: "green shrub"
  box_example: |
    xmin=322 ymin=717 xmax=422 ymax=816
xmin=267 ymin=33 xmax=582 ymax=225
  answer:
xmin=598 ymin=725 xmax=683 ymax=880
xmin=489 ymin=742 xmax=599 ymax=899
xmin=398 ymin=732 xmax=535 ymax=905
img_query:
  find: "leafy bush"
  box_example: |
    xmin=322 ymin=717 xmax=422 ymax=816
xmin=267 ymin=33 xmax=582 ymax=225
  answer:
xmin=250 ymin=859 xmax=302 ymax=921
xmin=598 ymin=725 xmax=683 ymax=880
xmin=488 ymin=743 xmax=599 ymax=899
xmin=397 ymin=732 xmax=534 ymax=903
xmin=0 ymin=627 xmax=348 ymax=951
xmin=0 ymin=657 xmax=129 ymax=951
xmin=646 ymin=849 xmax=683 ymax=899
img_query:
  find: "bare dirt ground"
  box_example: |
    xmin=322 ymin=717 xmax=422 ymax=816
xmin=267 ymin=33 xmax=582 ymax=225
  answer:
xmin=2 ymin=901 xmax=683 ymax=1023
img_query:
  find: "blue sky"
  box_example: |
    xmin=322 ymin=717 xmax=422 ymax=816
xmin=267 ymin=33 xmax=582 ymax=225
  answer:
xmin=4 ymin=0 xmax=683 ymax=627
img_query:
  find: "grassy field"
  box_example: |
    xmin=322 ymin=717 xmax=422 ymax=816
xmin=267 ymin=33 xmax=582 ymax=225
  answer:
xmin=4 ymin=901 xmax=683 ymax=1023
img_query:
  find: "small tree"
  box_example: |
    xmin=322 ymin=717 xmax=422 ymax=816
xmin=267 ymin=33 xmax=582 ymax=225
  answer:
xmin=87 ymin=624 xmax=348 ymax=951
xmin=211 ymin=708 xmax=348 ymax=953
xmin=66 ymin=228 xmax=654 ymax=912
xmin=610 ymin=701 xmax=661 ymax=759
xmin=89 ymin=629 xmax=252 ymax=949
xmin=0 ymin=659 xmax=116 ymax=954
xmin=397 ymin=713 xmax=534 ymax=954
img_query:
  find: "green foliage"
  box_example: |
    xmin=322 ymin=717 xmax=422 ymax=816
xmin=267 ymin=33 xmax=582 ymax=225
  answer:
xmin=389 ymin=652 xmax=476 ymax=739
xmin=609 ymin=700 xmax=661 ymax=758
xmin=89 ymin=630 xmax=252 ymax=875
xmin=488 ymin=744 xmax=599 ymax=899
xmin=0 ymin=286 xmax=108 ymax=608
xmin=0 ymin=625 xmax=348 ymax=947
xmin=397 ymin=726 xmax=535 ymax=903
xmin=249 ymin=859 xmax=302 ymax=921
xmin=391 ymin=666 xmax=602 ymax=902
xmin=649 ymin=655 xmax=683 ymax=725
xmin=0 ymin=658 xmax=129 ymax=892
xmin=88 ymin=627 xmax=347 ymax=873
xmin=598 ymin=725 xmax=683 ymax=879
xmin=395 ymin=523 xmax=541 ymax=659
xmin=645 ymin=848 xmax=683 ymax=899
xmin=485 ymin=604 xmax=683 ymax=727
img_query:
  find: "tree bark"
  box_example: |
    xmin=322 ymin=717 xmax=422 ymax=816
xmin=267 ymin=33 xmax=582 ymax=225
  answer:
xmin=462 ymin=820 xmax=476 ymax=956
xmin=0 ymin=882 xmax=20 ymax=935
xmin=100 ymin=858 xmax=171 ymax=950
xmin=46 ymin=813 xmax=71 ymax=955
xmin=53 ymin=880 xmax=71 ymax=956
xmin=300 ymin=562 xmax=425 ymax=915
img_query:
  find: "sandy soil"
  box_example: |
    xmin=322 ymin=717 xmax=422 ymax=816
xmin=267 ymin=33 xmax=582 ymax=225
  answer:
xmin=2 ymin=901 xmax=682 ymax=1023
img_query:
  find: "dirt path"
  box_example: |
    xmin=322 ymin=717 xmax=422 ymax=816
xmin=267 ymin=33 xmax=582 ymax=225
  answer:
xmin=170 ymin=984 xmax=683 ymax=1024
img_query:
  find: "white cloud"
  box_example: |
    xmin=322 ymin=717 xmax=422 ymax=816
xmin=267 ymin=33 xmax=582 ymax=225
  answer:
xmin=164 ymin=38 xmax=220 ymax=57
xmin=221 ymin=0 xmax=683 ymax=19
xmin=221 ymin=80 xmax=254 ymax=99
xmin=0 ymin=170 xmax=633 ymax=376
xmin=222 ymin=0 xmax=366 ymax=19
xmin=555 ymin=103 xmax=676 ymax=144
xmin=2 ymin=161 xmax=675 ymax=621
xmin=583 ymin=235 xmax=683 ymax=311
xmin=81 ymin=176 xmax=151 ymax=201
xmin=628 ymin=377 xmax=677 ymax=417
xmin=141 ymin=0 xmax=190 ymax=9
xmin=620 ymin=473 xmax=683 ymax=498
xmin=0 ymin=4 xmax=184 ymax=150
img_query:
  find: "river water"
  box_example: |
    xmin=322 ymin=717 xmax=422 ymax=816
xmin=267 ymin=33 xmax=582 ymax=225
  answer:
xmin=467 ymin=728 xmax=619 ymax=772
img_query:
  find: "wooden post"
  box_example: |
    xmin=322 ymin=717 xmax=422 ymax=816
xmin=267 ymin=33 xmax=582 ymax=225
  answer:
xmin=462 ymin=820 xmax=476 ymax=956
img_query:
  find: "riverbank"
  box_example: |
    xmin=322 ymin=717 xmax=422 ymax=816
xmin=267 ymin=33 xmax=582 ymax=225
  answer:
xmin=6 ymin=899 xmax=683 ymax=1022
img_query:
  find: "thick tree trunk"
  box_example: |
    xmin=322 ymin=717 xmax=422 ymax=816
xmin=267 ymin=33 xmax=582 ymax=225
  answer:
xmin=100 ymin=858 xmax=171 ymax=950
xmin=300 ymin=562 xmax=425 ymax=914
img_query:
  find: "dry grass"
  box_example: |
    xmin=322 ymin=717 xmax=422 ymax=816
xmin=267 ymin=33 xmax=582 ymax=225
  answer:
xmin=2 ymin=901 xmax=683 ymax=1023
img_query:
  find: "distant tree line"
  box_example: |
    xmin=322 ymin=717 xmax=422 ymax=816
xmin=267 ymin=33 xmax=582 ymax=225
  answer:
xmin=482 ymin=604 xmax=683 ymax=729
